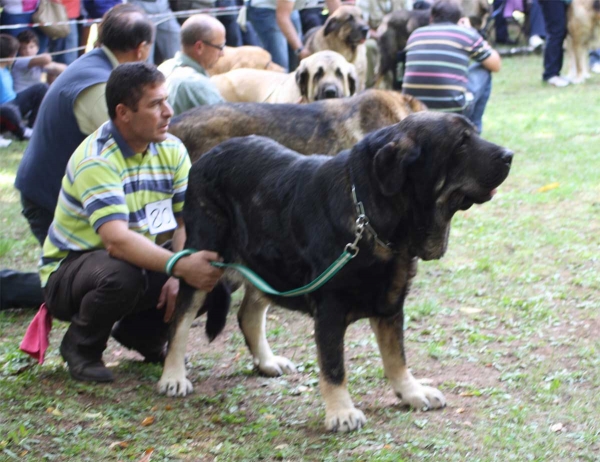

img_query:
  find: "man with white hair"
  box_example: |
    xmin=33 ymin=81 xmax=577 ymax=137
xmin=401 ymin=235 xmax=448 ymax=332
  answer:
xmin=158 ymin=14 xmax=226 ymax=115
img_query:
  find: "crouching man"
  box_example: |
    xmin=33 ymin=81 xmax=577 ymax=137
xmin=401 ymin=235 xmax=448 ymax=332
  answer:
xmin=40 ymin=62 xmax=224 ymax=382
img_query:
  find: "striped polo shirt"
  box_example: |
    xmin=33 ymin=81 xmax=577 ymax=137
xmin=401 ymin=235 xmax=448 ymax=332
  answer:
xmin=39 ymin=121 xmax=191 ymax=286
xmin=401 ymin=23 xmax=492 ymax=112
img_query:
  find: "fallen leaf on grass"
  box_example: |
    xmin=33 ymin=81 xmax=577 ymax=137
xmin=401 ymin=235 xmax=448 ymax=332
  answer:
xmin=137 ymin=448 xmax=154 ymax=462
xmin=455 ymin=408 xmax=466 ymax=414
xmin=165 ymin=405 xmax=173 ymax=411
xmin=459 ymin=391 xmax=479 ymax=397
xmin=46 ymin=407 xmax=62 ymax=416
xmin=84 ymin=412 xmax=102 ymax=419
xmin=537 ymin=182 xmax=559 ymax=193
xmin=463 ymin=421 xmax=473 ymax=427
xmin=550 ymin=423 xmax=564 ymax=433
xmin=141 ymin=416 xmax=155 ymax=426
xmin=105 ymin=361 xmax=120 ymax=368
xmin=109 ymin=441 xmax=129 ymax=450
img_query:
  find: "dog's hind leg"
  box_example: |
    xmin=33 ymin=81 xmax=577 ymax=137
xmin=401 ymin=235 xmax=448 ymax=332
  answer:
xmin=314 ymin=299 xmax=366 ymax=432
xmin=370 ymin=315 xmax=446 ymax=411
xmin=158 ymin=288 xmax=206 ymax=397
xmin=237 ymin=285 xmax=297 ymax=376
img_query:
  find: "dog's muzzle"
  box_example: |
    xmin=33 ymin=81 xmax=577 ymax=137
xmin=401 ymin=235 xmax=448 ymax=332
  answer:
xmin=318 ymin=85 xmax=341 ymax=100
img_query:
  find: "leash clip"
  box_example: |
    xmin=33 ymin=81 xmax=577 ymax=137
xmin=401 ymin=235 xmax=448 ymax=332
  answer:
xmin=344 ymin=214 xmax=368 ymax=258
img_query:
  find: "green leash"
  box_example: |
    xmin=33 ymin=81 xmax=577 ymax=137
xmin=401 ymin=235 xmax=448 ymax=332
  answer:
xmin=165 ymin=212 xmax=369 ymax=297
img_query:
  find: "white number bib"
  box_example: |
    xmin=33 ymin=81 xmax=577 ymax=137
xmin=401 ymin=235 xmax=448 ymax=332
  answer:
xmin=145 ymin=199 xmax=177 ymax=235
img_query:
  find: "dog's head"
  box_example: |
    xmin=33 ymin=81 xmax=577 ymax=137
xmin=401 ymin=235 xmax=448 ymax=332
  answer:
xmin=323 ymin=6 xmax=370 ymax=48
xmin=295 ymin=51 xmax=358 ymax=102
xmin=363 ymin=112 xmax=512 ymax=260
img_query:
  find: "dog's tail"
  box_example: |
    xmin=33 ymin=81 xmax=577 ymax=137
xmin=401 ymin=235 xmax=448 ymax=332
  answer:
xmin=203 ymin=281 xmax=232 ymax=342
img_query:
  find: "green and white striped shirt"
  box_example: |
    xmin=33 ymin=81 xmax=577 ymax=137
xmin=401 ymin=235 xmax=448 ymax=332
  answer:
xmin=39 ymin=121 xmax=191 ymax=286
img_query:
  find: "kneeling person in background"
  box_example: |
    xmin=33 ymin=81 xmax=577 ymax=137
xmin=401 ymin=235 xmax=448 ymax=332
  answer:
xmin=401 ymin=0 xmax=501 ymax=133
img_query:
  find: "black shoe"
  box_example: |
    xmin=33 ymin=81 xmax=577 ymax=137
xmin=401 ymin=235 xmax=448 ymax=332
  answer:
xmin=60 ymin=336 xmax=114 ymax=383
xmin=111 ymin=324 xmax=167 ymax=364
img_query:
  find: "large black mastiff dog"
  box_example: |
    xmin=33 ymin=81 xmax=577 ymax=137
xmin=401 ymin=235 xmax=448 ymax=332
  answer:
xmin=158 ymin=112 xmax=513 ymax=432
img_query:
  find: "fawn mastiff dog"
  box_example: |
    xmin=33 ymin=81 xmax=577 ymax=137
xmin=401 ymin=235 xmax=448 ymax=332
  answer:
xmin=566 ymin=0 xmax=600 ymax=83
xmin=305 ymin=5 xmax=370 ymax=91
xmin=158 ymin=112 xmax=513 ymax=432
xmin=207 ymin=46 xmax=285 ymax=76
xmin=211 ymin=51 xmax=358 ymax=103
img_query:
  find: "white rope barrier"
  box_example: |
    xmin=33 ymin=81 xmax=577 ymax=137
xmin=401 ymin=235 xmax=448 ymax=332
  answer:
xmin=0 ymin=5 xmax=242 ymax=31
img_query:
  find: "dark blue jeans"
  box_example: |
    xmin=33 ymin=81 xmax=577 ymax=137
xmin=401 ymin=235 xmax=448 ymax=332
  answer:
xmin=464 ymin=63 xmax=492 ymax=133
xmin=11 ymin=83 xmax=48 ymax=128
xmin=539 ymin=0 xmax=567 ymax=80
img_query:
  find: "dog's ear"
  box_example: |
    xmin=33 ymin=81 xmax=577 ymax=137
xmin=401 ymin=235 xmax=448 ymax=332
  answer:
xmin=324 ymin=17 xmax=341 ymax=36
xmin=372 ymin=137 xmax=421 ymax=197
xmin=295 ymin=63 xmax=310 ymax=100
xmin=347 ymin=65 xmax=358 ymax=95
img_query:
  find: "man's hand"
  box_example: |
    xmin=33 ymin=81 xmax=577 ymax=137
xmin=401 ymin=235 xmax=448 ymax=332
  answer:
xmin=298 ymin=48 xmax=311 ymax=60
xmin=172 ymin=250 xmax=224 ymax=292
xmin=157 ymin=276 xmax=180 ymax=322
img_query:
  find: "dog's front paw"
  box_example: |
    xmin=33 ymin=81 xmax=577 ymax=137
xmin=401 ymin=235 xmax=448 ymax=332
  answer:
xmin=256 ymin=355 xmax=297 ymax=377
xmin=397 ymin=383 xmax=446 ymax=411
xmin=157 ymin=372 xmax=193 ymax=397
xmin=325 ymin=407 xmax=367 ymax=432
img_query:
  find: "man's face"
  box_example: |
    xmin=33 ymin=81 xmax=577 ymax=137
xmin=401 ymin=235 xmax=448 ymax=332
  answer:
xmin=19 ymin=41 xmax=39 ymax=57
xmin=122 ymin=82 xmax=174 ymax=147
xmin=198 ymin=28 xmax=225 ymax=70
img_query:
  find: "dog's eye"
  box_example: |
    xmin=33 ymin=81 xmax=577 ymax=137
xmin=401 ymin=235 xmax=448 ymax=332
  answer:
xmin=335 ymin=68 xmax=343 ymax=79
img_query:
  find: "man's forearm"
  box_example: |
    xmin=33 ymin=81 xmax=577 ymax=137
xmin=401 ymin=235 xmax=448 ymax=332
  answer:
xmin=276 ymin=8 xmax=303 ymax=51
xmin=104 ymin=229 xmax=174 ymax=274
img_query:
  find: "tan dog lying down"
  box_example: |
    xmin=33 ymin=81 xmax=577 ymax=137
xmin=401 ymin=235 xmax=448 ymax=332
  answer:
xmin=211 ymin=51 xmax=358 ymax=104
xmin=208 ymin=46 xmax=285 ymax=76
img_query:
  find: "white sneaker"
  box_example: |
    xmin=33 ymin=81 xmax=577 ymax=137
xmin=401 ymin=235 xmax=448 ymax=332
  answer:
xmin=23 ymin=127 xmax=33 ymax=139
xmin=529 ymin=35 xmax=544 ymax=50
xmin=0 ymin=136 xmax=12 ymax=148
xmin=591 ymin=63 xmax=600 ymax=74
xmin=546 ymin=76 xmax=570 ymax=87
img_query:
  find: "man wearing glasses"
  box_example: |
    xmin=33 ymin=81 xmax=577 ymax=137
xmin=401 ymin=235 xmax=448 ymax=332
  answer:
xmin=158 ymin=14 xmax=226 ymax=115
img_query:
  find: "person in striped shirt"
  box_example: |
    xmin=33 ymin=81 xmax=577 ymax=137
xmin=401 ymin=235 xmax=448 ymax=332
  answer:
xmin=401 ymin=0 xmax=501 ymax=133
xmin=40 ymin=62 xmax=224 ymax=383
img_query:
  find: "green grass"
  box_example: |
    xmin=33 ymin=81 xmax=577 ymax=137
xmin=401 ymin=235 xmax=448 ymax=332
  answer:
xmin=1 ymin=54 xmax=599 ymax=461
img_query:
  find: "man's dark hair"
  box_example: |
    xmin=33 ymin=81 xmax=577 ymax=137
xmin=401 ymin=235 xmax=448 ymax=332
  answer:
xmin=98 ymin=4 xmax=154 ymax=52
xmin=106 ymin=62 xmax=166 ymax=120
xmin=430 ymin=0 xmax=462 ymax=24
xmin=0 ymin=34 xmax=19 ymax=59
xmin=16 ymin=30 xmax=39 ymax=47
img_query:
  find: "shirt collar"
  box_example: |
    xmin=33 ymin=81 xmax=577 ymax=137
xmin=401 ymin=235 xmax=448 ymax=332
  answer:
xmin=101 ymin=46 xmax=120 ymax=69
xmin=175 ymin=51 xmax=208 ymax=76
xmin=108 ymin=121 xmax=158 ymax=158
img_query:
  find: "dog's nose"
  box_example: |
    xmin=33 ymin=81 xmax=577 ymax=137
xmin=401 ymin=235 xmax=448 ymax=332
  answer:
xmin=322 ymin=86 xmax=339 ymax=99
xmin=500 ymin=149 xmax=513 ymax=166
xmin=361 ymin=26 xmax=369 ymax=38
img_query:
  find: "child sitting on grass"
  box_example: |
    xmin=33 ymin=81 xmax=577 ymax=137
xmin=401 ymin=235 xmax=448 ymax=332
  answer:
xmin=0 ymin=34 xmax=48 ymax=140
xmin=11 ymin=30 xmax=67 ymax=92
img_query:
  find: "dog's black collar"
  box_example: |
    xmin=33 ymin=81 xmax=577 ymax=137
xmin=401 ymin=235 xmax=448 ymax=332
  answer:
xmin=351 ymin=185 xmax=395 ymax=252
